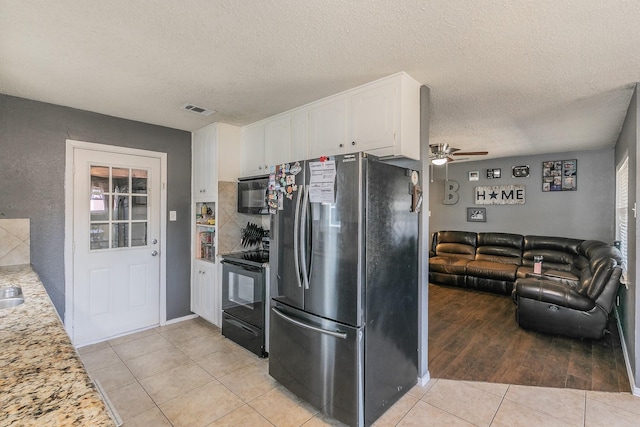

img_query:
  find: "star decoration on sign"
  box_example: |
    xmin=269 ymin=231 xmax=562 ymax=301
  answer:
xmin=489 ymin=191 xmax=498 ymax=199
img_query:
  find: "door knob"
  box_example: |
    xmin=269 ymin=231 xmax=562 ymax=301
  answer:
xmin=151 ymin=250 xmax=158 ymax=256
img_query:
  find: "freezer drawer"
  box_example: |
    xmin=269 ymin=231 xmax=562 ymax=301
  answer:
xmin=222 ymin=312 xmax=267 ymax=358
xmin=269 ymin=302 xmax=363 ymax=427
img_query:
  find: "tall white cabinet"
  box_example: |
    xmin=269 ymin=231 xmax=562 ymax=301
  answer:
xmin=191 ymin=122 xmax=240 ymax=326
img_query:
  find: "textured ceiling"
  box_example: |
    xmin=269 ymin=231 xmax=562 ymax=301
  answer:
xmin=2 ymin=0 xmax=639 ymax=160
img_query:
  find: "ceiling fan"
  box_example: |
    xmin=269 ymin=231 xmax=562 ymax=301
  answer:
xmin=429 ymin=143 xmax=488 ymax=165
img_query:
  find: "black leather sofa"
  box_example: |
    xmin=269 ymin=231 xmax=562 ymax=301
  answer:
xmin=429 ymin=231 xmax=623 ymax=339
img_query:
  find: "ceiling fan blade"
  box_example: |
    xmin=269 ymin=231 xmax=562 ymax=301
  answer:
xmin=451 ymin=151 xmax=488 ymax=156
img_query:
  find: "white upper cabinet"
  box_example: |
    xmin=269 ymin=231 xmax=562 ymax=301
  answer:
xmin=241 ymin=123 xmax=266 ymax=176
xmin=349 ymin=78 xmax=396 ymax=153
xmin=241 ymin=112 xmax=302 ymax=176
xmin=291 ymin=109 xmax=309 ymax=161
xmin=264 ymin=115 xmax=292 ymax=167
xmin=240 ymin=72 xmax=421 ymax=167
xmin=192 ymin=124 xmax=218 ymax=201
xmin=308 ymin=97 xmax=348 ymax=158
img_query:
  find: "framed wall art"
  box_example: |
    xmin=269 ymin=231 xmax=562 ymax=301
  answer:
xmin=468 ymin=171 xmax=479 ymax=181
xmin=542 ymin=159 xmax=577 ymax=192
xmin=512 ymin=165 xmax=530 ymax=178
xmin=467 ymin=207 xmax=486 ymax=222
xmin=487 ymin=168 xmax=501 ymax=179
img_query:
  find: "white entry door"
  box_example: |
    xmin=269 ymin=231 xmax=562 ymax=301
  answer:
xmin=72 ymin=148 xmax=161 ymax=346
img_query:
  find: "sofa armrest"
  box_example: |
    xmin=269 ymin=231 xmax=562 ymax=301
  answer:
xmin=515 ymin=278 xmax=595 ymax=311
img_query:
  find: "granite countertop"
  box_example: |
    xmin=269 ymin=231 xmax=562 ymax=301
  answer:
xmin=0 ymin=264 xmax=115 ymax=426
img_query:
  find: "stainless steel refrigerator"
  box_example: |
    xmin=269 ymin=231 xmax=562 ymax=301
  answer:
xmin=268 ymin=152 xmax=418 ymax=427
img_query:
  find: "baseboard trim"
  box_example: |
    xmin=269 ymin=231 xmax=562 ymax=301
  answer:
xmin=417 ymin=371 xmax=431 ymax=387
xmin=614 ymin=308 xmax=640 ymax=396
xmin=165 ymin=313 xmax=199 ymax=325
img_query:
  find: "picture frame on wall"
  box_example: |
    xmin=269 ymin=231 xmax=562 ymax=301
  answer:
xmin=512 ymin=165 xmax=530 ymax=178
xmin=487 ymin=168 xmax=501 ymax=179
xmin=467 ymin=207 xmax=486 ymax=222
xmin=469 ymin=171 xmax=479 ymax=181
xmin=542 ymin=159 xmax=577 ymax=191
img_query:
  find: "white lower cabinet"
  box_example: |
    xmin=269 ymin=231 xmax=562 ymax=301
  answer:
xmin=191 ymin=260 xmax=220 ymax=326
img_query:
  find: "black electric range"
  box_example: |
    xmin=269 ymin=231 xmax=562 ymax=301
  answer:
xmin=220 ymin=249 xmax=270 ymax=357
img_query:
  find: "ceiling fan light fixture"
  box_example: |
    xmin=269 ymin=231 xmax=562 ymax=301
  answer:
xmin=432 ymin=157 xmax=447 ymax=165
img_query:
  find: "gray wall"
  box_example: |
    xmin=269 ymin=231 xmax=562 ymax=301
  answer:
xmin=0 ymin=94 xmax=192 ymax=321
xmin=429 ymin=148 xmax=615 ymax=242
xmin=615 ymin=83 xmax=638 ymax=389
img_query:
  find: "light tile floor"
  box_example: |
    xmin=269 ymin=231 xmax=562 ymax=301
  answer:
xmin=78 ymin=317 xmax=640 ymax=427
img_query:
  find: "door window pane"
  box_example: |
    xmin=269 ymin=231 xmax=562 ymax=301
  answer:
xmin=113 ymin=195 xmax=129 ymax=220
xmin=131 ymin=196 xmax=147 ymax=220
xmin=131 ymin=223 xmax=147 ymax=247
xmin=112 ymin=223 xmax=129 ymax=248
xmin=90 ymin=224 xmax=109 ymax=250
xmin=91 ymin=166 xmax=109 ymax=193
xmin=90 ymin=194 xmax=110 ymax=221
xmin=132 ymin=169 xmax=148 ymax=194
xmin=112 ymin=168 xmax=129 ymax=192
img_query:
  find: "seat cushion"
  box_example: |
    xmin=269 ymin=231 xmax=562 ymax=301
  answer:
xmin=429 ymin=256 xmax=471 ymax=275
xmin=466 ymin=260 xmax=518 ymax=281
xmin=515 ymin=278 xmax=595 ymax=311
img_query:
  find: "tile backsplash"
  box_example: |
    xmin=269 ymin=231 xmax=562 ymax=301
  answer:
xmin=217 ymin=181 xmax=269 ymax=255
xmin=0 ymin=219 xmax=30 ymax=266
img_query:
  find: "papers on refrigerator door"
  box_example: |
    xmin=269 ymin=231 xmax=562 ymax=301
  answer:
xmin=308 ymin=160 xmax=336 ymax=203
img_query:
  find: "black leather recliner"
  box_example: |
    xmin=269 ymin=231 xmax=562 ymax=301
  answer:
xmin=512 ymin=241 xmax=622 ymax=339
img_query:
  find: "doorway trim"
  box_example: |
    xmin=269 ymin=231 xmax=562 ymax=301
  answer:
xmin=64 ymin=139 xmax=168 ymax=342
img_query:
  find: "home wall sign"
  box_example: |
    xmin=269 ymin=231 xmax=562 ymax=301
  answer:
xmin=542 ymin=159 xmax=577 ymax=192
xmin=475 ymin=185 xmax=525 ymax=205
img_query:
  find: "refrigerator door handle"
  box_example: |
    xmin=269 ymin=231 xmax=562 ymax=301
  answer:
xmin=300 ymin=185 xmax=310 ymax=289
xmin=293 ymin=184 xmax=304 ymax=288
xmin=272 ymin=308 xmax=347 ymax=340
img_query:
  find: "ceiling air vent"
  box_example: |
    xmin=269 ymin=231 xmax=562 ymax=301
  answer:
xmin=180 ymin=103 xmax=216 ymax=116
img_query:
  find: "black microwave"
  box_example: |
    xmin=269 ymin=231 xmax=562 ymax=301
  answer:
xmin=237 ymin=176 xmax=269 ymax=214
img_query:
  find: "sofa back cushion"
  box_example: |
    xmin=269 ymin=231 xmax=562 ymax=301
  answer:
xmin=434 ymin=231 xmax=477 ymax=260
xmin=476 ymin=232 xmax=523 ymax=265
xmin=522 ymin=235 xmax=583 ymax=272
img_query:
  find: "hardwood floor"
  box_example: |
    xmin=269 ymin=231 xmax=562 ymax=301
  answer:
xmin=428 ymin=283 xmax=630 ymax=393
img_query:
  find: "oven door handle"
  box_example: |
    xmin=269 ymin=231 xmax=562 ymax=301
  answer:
xmin=221 ymin=260 xmax=264 ymax=272
xmin=293 ymin=184 xmax=304 ymax=288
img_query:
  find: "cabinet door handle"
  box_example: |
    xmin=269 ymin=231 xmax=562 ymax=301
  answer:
xmin=352 ymin=141 xmax=356 ymax=146
xmin=339 ymin=143 xmax=343 ymax=148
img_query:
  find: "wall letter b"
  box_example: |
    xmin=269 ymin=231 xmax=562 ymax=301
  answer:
xmin=443 ymin=180 xmax=459 ymax=205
